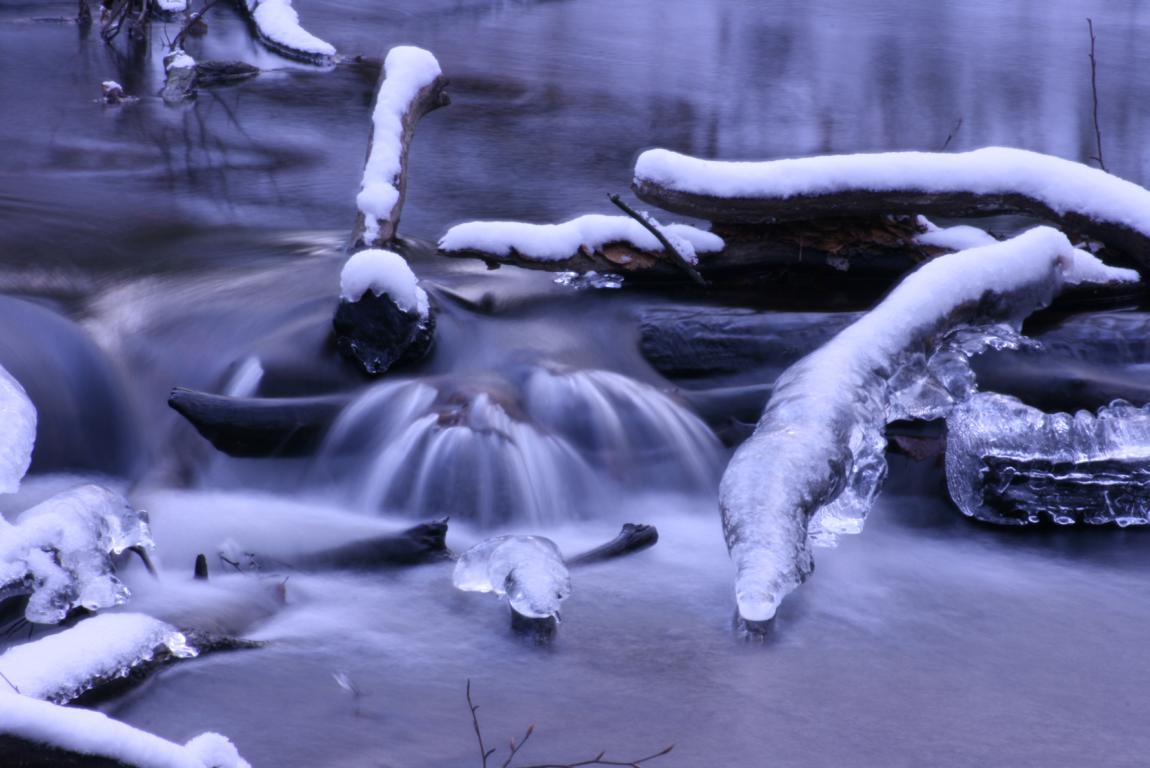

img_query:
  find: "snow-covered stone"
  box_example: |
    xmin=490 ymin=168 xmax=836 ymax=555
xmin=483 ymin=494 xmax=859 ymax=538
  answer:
xmin=339 ymin=249 xmax=429 ymax=318
xmin=0 ymin=364 xmax=35 ymax=494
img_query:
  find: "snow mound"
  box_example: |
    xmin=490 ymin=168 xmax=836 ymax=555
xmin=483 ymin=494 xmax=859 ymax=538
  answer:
xmin=247 ymin=0 xmax=335 ymax=59
xmin=339 ymin=249 xmax=429 ymax=317
xmin=0 ymin=364 xmax=36 ymax=494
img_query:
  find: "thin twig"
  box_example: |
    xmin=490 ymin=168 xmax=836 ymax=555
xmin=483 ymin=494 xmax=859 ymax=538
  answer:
xmin=0 ymin=670 xmax=20 ymax=695
xmin=501 ymin=724 xmax=535 ymax=768
xmin=939 ymin=116 xmax=963 ymax=151
xmin=467 ymin=679 xmax=496 ymax=768
xmin=1086 ymin=18 xmax=1107 ymax=172
xmin=171 ymin=0 xmax=221 ymax=52
xmin=514 ymin=744 xmax=675 ymax=768
xmin=608 ymin=193 xmax=707 ymax=287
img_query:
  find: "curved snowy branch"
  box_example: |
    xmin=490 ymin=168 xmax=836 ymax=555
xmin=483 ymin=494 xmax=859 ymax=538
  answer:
xmin=633 ymin=147 xmax=1150 ymax=276
xmin=718 ymin=227 xmax=1136 ymax=629
xmin=355 ymin=47 xmax=450 ymax=248
xmin=240 ymin=0 xmax=335 ymax=65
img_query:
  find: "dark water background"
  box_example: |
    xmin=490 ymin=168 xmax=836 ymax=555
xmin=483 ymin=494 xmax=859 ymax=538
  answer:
xmin=2 ymin=1 xmax=1150 ymax=766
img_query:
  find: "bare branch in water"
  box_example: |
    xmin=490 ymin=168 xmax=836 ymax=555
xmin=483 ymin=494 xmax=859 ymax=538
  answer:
xmin=1087 ymin=18 xmax=1107 ymax=172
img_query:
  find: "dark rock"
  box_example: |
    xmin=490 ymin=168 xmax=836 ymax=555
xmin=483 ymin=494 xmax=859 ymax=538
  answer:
xmin=332 ymin=291 xmax=435 ymax=376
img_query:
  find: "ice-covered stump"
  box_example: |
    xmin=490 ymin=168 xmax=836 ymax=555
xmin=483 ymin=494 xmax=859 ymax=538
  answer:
xmin=633 ymin=147 xmax=1150 ymax=276
xmin=438 ymin=214 xmax=723 ymax=279
xmin=453 ymin=535 xmax=571 ymax=620
xmin=240 ymin=0 xmax=335 ymax=65
xmin=332 ymin=249 xmax=434 ymax=376
xmin=0 ymin=613 xmax=195 ymax=704
xmin=947 ymin=393 xmax=1150 ymax=526
xmin=0 ymin=485 xmax=152 ymax=624
xmin=354 ymin=47 xmax=449 ymax=247
xmin=161 ymin=49 xmax=197 ymax=104
xmin=0 ymin=689 xmax=249 ymax=768
xmin=719 ymin=227 xmax=1137 ymax=627
xmin=0 ymin=363 xmax=36 ymax=494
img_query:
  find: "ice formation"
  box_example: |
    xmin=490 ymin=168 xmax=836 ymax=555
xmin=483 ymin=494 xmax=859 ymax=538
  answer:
xmin=719 ymin=227 xmax=1135 ymax=625
xmin=245 ymin=0 xmax=335 ymax=62
xmin=915 ymin=217 xmax=999 ymax=251
xmin=453 ymin=535 xmax=571 ymax=619
xmin=339 ymin=249 xmax=430 ymax=318
xmin=0 ymin=485 xmax=152 ymax=624
xmin=357 ymin=46 xmax=443 ymax=244
xmin=0 ymin=613 xmax=195 ymax=704
xmin=947 ymin=393 xmax=1150 ymax=526
xmin=0 ymin=363 xmax=36 ymax=494
xmin=633 ymin=147 xmax=1150 ymax=239
xmin=0 ymin=690 xmax=249 ymax=768
xmin=438 ymin=214 xmax=723 ymax=263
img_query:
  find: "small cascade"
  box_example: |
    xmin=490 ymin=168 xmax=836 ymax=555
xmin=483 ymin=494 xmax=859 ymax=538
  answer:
xmin=314 ymin=365 xmax=725 ymax=526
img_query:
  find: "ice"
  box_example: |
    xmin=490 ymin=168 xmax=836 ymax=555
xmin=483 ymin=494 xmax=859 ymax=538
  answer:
xmin=946 ymin=393 xmax=1150 ymax=526
xmin=553 ymin=271 xmax=624 ymax=290
xmin=0 ymin=485 xmax=152 ymax=624
xmin=0 ymin=689 xmax=249 ymax=768
xmin=0 ymin=364 xmax=36 ymax=494
xmin=438 ymin=214 xmax=723 ymax=262
xmin=0 ymin=613 xmax=195 ymax=704
xmin=357 ymin=47 xmax=442 ymax=243
xmin=453 ymin=535 xmax=571 ymax=619
xmin=247 ymin=0 xmax=336 ymax=59
xmin=339 ymin=249 xmax=430 ymax=317
xmin=719 ymin=227 xmax=1125 ymax=624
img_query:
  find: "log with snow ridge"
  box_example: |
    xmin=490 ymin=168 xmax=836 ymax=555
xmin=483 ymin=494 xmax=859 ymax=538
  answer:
xmin=354 ymin=46 xmax=449 ymax=248
xmin=236 ymin=0 xmax=336 ymax=65
xmin=719 ymin=227 xmax=1139 ymax=634
xmin=633 ymin=147 xmax=1150 ymax=276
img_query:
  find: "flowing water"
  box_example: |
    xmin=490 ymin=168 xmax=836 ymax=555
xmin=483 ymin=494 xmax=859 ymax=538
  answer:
xmin=3 ymin=0 xmax=1150 ymax=765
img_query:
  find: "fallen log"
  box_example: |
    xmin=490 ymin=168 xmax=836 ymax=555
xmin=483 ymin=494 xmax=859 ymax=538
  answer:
xmin=354 ymin=47 xmax=450 ymax=248
xmin=633 ymin=147 xmax=1150 ymax=276
xmin=234 ymin=0 xmax=335 ymax=65
xmin=168 ymin=387 xmax=350 ymax=457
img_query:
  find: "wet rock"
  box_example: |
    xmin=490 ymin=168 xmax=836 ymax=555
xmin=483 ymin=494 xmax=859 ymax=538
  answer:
xmin=332 ymin=291 xmax=435 ymax=376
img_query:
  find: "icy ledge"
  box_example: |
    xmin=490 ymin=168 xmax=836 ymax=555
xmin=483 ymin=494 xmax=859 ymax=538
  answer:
xmin=947 ymin=393 xmax=1150 ymax=526
xmin=719 ymin=227 xmax=1136 ymax=627
xmin=355 ymin=47 xmax=449 ymax=247
xmin=633 ymin=147 xmax=1150 ymax=273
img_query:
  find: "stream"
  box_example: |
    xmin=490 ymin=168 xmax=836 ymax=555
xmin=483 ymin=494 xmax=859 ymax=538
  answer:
xmin=3 ymin=1 xmax=1150 ymax=766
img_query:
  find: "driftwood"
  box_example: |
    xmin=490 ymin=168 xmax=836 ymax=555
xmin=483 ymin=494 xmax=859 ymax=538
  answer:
xmin=289 ymin=520 xmax=450 ymax=570
xmin=566 ymin=523 xmax=658 ymax=567
xmin=633 ymin=183 xmax=1150 ymax=276
xmin=353 ymin=52 xmax=450 ymax=248
xmin=168 ymin=387 xmax=350 ymax=457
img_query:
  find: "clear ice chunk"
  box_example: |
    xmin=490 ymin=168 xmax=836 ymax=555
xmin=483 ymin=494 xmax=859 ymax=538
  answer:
xmin=0 ymin=364 xmax=36 ymax=494
xmin=0 ymin=485 xmax=153 ymax=624
xmin=946 ymin=392 xmax=1150 ymax=526
xmin=453 ymin=535 xmax=571 ymax=619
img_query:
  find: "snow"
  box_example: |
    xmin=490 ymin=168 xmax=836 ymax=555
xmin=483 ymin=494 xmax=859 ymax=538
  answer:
xmin=0 ymin=364 xmax=35 ymax=494
xmin=719 ymin=226 xmax=1131 ymax=624
xmin=339 ymin=249 xmax=429 ymax=317
xmin=635 ymin=147 xmax=1150 ymax=237
xmin=915 ymin=217 xmax=999 ymax=251
xmin=438 ymin=214 xmax=724 ymax=262
xmin=453 ymin=535 xmax=571 ymax=619
xmin=0 ymin=485 xmax=152 ymax=624
xmin=0 ymin=613 xmax=195 ymax=704
xmin=0 ymin=690 xmax=249 ymax=768
xmin=248 ymin=0 xmax=336 ymax=58
xmin=357 ymin=47 xmax=442 ymax=244
xmin=165 ymin=50 xmax=197 ymax=71
xmin=155 ymin=0 xmax=188 ymax=10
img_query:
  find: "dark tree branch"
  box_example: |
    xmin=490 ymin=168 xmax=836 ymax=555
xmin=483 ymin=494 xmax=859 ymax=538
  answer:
xmin=467 ymin=679 xmax=496 ymax=768
xmin=1087 ymin=18 xmax=1107 ymax=172
xmin=170 ymin=0 xmax=221 ymax=52
xmin=608 ymin=193 xmax=707 ymax=286
xmin=939 ymin=116 xmax=963 ymax=151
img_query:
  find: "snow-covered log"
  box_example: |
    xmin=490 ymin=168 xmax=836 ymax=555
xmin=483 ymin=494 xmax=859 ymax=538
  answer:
xmin=238 ymin=0 xmax=335 ymax=65
xmin=0 ymin=485 xmax=152 ymax=624
xmin=354 ymin=47 xmax=449 ymax=248
xmin=0 ymin=689 xmax=248 ymax=768
xmin=634 ymin=147 xmax=1150 ymax=276
xmin=0 ymin=613 xmax=195 ymax=704
xmin=719 ymin=227 xmax=1138 ymax=631
xmin=438 ymin=214 xmax=723 ymax=278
